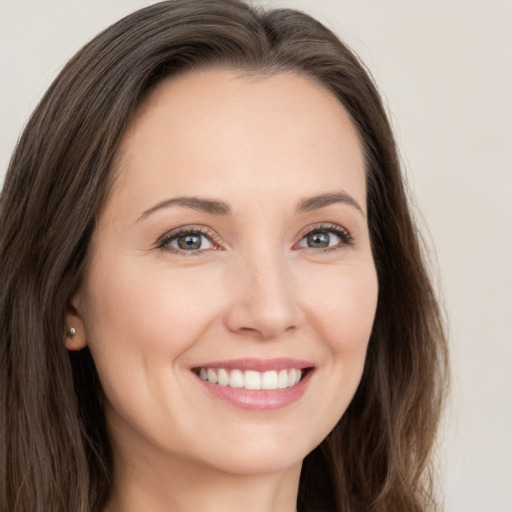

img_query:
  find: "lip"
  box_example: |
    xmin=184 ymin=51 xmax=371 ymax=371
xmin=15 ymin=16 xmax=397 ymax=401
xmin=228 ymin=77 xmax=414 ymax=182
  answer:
xmin=192 ymin=357 xmax=314 ymax=372
xmin=191 ymin=358 xmax=315 ymax=411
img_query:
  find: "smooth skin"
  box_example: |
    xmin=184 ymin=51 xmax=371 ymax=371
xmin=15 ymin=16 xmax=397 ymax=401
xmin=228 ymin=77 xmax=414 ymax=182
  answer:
xmin=66 ymin=69 xmax=379 ymax=512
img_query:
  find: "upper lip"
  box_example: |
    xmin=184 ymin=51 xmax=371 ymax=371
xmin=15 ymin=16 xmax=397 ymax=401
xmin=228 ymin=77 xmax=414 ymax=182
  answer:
xmin=192 ymin=358 xmax=315 ymax=372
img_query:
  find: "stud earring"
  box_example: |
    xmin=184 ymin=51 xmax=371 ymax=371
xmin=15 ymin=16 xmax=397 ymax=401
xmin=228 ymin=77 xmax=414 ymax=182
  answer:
xmin=66 ymin=327 xmax=76 ymax=338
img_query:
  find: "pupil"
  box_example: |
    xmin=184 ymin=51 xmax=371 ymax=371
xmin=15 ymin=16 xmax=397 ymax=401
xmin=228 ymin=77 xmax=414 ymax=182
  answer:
xmin=178 ymin=234 xmax=201 ymax=250
xmin=307 ymin=231 xmax=329 ymax=248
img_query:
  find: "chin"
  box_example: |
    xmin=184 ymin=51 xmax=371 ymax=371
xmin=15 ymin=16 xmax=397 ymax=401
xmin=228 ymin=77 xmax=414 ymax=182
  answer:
xmin=189 ymin=426 xmax=322 ymax=477
xmin=204 ymin=448 xmax=305 ymax=477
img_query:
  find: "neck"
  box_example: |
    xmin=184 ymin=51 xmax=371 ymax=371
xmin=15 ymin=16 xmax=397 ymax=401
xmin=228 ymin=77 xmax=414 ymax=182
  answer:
xmin=105 ymin=447 xmax=301 ymax=512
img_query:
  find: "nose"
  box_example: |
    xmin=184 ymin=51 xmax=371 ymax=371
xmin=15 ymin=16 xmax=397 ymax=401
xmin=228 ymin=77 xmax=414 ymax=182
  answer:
xmin=224 ymin=250 xmax=304 ymax=340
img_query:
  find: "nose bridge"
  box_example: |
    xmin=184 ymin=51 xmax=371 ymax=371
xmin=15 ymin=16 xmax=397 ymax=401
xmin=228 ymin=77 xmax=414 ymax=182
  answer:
xmin=225 ymin=240 xmax=301 ymax=339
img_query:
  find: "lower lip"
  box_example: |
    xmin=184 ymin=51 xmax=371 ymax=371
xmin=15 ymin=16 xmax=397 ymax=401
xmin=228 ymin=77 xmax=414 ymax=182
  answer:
xmin=194 ymin=370 xmax=313 ymax=410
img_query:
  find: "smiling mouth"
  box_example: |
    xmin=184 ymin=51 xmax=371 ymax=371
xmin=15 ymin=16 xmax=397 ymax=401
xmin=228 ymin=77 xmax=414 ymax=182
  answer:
xmin=192 ymin=367 xmax=313 ymax=391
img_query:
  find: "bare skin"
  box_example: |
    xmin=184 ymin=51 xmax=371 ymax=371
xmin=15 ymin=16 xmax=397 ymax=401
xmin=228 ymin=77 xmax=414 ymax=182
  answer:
xmin=67 ymin=69 xmax=378 ymax=512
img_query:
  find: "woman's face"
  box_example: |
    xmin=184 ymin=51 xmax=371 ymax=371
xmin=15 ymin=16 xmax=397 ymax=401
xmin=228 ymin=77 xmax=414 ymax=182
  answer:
xmin=69 ymin=69 xmax=378 ymax=476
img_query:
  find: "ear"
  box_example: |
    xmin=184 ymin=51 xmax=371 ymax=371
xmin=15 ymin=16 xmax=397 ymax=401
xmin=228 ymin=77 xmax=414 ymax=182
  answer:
xmin=64 ymin=291 xmax=88 ymax=351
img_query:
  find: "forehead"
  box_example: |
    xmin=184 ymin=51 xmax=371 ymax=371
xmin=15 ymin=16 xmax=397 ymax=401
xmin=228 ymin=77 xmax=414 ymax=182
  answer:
xmin=109 ymin=68 xmax=366 ymax=218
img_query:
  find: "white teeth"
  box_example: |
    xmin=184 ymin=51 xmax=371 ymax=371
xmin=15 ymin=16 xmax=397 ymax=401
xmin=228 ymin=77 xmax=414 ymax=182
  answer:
xmin=261 ymin=370 xmax=278 ymax=390
xmin=198 ymin=367 xmax=306 ymax=390
xmin=207 ymin=368 xmax=217 ymax=384
xmin=278 ymin=369 xmax=288 ymax=389
xmin=217 ymin=368 xmax=229 ymax=386
xmin=244 ymin=370 xmax=261 ymax=390
xmin=229 ymin=369 xmax=244 ymax=388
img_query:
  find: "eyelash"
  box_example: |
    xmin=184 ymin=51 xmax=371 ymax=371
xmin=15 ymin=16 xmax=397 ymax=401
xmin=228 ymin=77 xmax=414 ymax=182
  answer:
xmin=296 ymin=223 xmax=353 ymax=252
xmin=156 ymin=226 xmax=221 ymax=255
xmin=155 ymin=223 xmax=353 ymax=255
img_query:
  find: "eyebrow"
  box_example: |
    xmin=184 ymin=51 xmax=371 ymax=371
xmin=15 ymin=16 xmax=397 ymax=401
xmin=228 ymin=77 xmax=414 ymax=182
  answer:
xmin=137 ymin=196 xmax=231 ymax=221
xmin=297 ymin=191 xmax=364 ymax=216
xmin=137 ymin=189 xmax=364 ymax=222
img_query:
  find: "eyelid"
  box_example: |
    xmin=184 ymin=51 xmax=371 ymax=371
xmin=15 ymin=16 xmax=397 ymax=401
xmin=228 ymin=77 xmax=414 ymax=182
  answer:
xmin=294 ymin=222 xmax=353 ymax=250
xmin=155 ymin=225 xmax=222 ymax=253
xmin=154 ymin=222 xmax=352 ymax=255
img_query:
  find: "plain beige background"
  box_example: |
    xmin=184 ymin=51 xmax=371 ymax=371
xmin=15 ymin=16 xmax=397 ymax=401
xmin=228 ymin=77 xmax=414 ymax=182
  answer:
xmin=1 ymin=1 xmax=511 ymax=510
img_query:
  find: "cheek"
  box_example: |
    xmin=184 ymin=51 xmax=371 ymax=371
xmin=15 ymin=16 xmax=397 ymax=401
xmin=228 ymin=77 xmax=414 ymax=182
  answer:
xmin=79 ymin=260 xmax=228 ymax=439
xmin=296 ymin=261 xmax=378 ymax=441
xmin=301 ymin=261 xmax=378 ymax=353
xmin=81 ymin=260 xmax=224 ymax=367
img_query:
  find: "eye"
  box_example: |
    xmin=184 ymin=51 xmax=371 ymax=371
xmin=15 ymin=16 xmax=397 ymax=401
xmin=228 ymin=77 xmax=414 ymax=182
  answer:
xmin=157 ymin=227 xmax=218 ymax=253
xmin=295 ymin=224 xmax=352 ymax=251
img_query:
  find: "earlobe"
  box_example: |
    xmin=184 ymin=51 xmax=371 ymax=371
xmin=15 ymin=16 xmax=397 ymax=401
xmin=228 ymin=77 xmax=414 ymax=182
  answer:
xmin=64 ymin=327 xmax=87 ymax=351
xmin=65 ymin=293 xmax=88 ymax=351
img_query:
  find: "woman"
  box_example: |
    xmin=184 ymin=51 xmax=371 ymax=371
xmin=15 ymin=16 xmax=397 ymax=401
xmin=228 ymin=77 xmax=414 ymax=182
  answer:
xmin=0 ymin=1 xmax=448 ymax=511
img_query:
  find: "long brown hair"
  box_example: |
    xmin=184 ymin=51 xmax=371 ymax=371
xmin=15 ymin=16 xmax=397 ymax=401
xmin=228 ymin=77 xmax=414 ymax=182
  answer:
xmin=0 ymin=1 xmax=448 ymax=511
